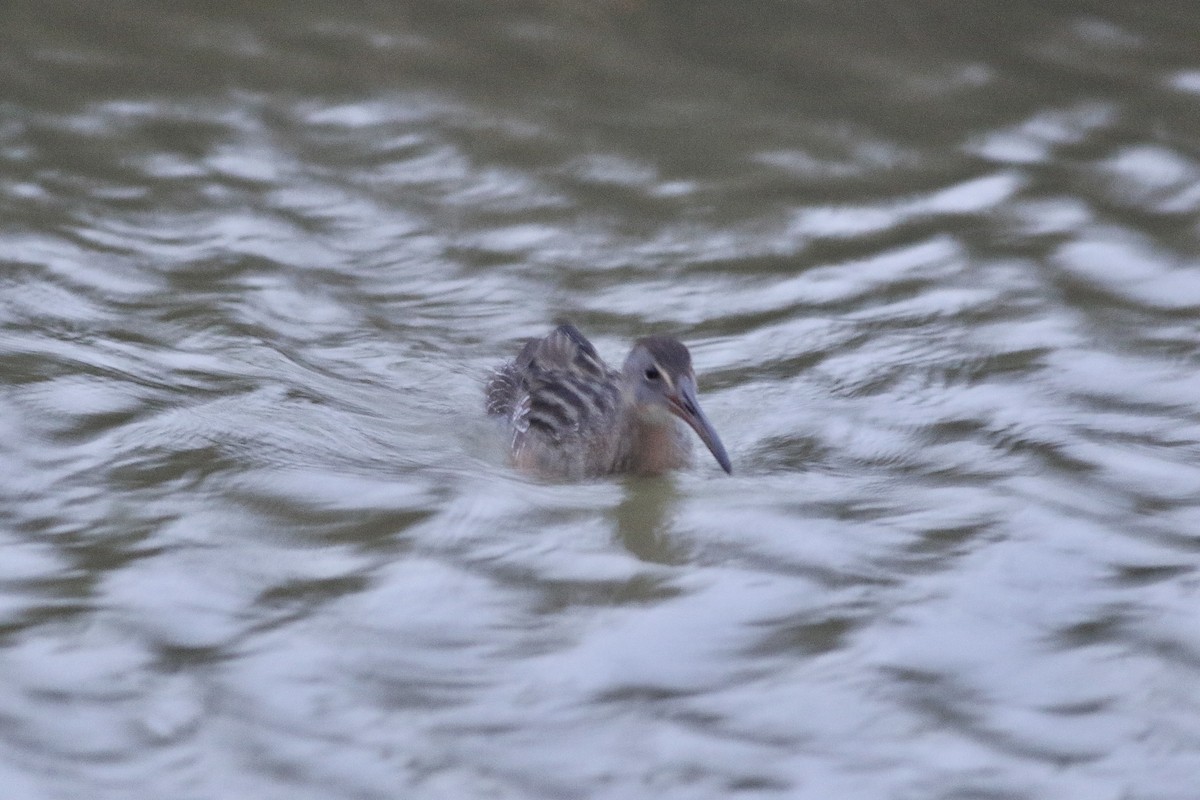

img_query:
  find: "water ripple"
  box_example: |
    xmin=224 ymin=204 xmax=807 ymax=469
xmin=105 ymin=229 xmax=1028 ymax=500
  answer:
xmin=2 ymin=2 xmax=1200 ymax=799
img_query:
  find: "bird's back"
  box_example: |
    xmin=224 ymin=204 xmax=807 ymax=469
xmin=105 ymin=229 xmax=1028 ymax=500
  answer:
xmin=486 ymin=324 xmax=625 ymax=477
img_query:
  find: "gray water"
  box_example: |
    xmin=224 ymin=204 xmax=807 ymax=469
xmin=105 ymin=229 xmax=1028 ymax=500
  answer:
xmin=3 ymin=2 xmax=1200 ymax=798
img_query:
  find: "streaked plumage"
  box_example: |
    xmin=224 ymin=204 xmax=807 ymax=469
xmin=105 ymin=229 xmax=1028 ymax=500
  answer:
xmin=487 ymin=323 xmax=732 ymax=478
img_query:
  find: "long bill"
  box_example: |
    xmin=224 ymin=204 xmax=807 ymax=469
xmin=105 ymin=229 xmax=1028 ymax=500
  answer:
xmin=668 ymin=376 xmax=733 ymax=474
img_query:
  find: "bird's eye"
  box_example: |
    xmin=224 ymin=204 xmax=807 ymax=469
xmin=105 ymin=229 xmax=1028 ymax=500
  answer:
xmin=644 ymin=367 xmax=661 ymax=381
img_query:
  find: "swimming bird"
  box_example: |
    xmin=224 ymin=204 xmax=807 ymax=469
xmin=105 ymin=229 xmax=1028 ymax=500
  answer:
xmin=486 ymin=323 xmax=732 ymax=478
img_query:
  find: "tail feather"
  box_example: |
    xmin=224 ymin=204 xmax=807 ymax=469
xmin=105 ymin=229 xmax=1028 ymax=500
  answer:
xmin=485 ymin=362 xmax=522 ymax=417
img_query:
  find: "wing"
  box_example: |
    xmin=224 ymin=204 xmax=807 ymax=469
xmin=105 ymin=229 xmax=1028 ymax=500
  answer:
xmin=486 ymin=323 xmax=621 ymax=443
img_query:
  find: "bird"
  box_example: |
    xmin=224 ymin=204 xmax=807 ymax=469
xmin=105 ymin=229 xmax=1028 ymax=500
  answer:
xmin=486 ymin=322 xmax=732 ymax=479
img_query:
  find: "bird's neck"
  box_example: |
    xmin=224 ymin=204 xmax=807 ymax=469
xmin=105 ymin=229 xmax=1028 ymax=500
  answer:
xmin=621 ymin=416 xmax=690 ymax=475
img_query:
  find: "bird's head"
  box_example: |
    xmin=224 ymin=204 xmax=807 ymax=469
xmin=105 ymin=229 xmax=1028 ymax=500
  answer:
xmin=622 ymin=336 xmax=732 ymax=474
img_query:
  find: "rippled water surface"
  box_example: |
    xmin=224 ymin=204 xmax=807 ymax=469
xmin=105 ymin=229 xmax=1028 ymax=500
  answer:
xmin=4 ymin=2 xmax=1200 ymax=798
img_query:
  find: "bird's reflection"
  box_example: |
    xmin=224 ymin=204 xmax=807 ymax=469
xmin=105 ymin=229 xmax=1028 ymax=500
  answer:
xmin=613 ymin=475 xmax=690 ymax=564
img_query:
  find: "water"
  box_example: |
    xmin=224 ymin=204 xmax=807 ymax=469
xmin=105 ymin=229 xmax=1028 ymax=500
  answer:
xmin=3 ymin=1 xmax=1200 ymax=798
